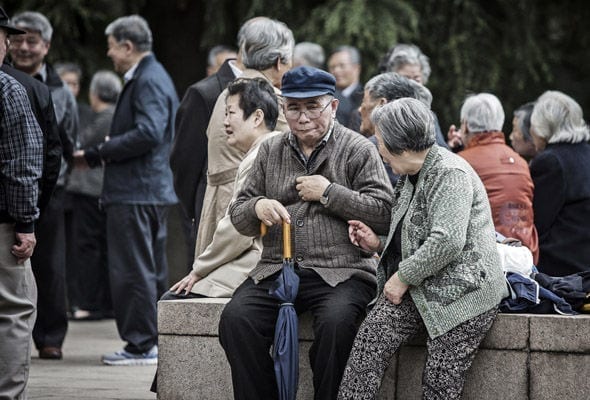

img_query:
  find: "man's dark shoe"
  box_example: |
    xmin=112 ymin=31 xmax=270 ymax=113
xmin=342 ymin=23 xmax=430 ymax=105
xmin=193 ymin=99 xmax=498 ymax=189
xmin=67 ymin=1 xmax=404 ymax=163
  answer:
xmin=39 ymin=346 xmax=63 ymax=360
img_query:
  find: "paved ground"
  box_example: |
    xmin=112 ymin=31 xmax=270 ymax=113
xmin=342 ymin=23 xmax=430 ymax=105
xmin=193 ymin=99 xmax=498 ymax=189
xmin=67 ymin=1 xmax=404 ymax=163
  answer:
xmin=27 ymin=319 xmax=157 ymax=400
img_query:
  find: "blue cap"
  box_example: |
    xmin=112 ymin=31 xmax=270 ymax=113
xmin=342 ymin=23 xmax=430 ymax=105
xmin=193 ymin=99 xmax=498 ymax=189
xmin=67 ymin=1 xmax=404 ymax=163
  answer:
xmin=281 ymin=66 xmax=336 ymax=98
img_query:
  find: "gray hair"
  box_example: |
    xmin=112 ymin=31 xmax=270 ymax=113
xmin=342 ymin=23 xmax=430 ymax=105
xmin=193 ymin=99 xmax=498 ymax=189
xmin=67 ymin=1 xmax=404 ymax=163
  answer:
xmin=293 ymin=42 xmax=325 ymax=69
xmin=238 ymin=17 xmax=294 ymax=70
xmin=364 ymin=72 xmax=418 ymax=103
xmin=55 ymin=62 xmax=82 ymax=79
xmin=513 ymin=102 xmax=535 ymax=142
xmin=207 ymin=45 xmax=236 ymax=67
xmin=371 ymin=97 xmax=435 ymax=155
xmin=330 ymin=45 xmax=361 ymax=65
xmin=407 ymin=79 xmax=433 ymax=108
xmin=384 ymin=44 xmax=431 ymax=84
xmin=105 ymin=15 xmax=152 ymax=52
xmin=460 ymin=93 xmax=505 ymax=133
xmin=90 ymin=70 xmax=122 ymax=104
xmin=12 ymin=11 xmax=53 ymax=42
xmin=531 ymin=90 xmax=590 ymax=144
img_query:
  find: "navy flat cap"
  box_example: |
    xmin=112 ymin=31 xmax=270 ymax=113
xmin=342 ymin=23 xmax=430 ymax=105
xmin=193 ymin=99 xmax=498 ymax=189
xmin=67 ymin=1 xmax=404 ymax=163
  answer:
xmin=281 ymin=66 xmax=336 ymax=98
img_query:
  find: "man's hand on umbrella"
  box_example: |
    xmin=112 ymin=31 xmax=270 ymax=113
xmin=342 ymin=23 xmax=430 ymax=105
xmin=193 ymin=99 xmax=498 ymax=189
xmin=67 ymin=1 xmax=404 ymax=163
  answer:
xmin=348 ymin=220 xmax=382 ymax=252
xmin=170 ymin=270 xmax=202 ymax=295
xmin=256 ymin=199 xmax=291 ymax=226
xmin=295 ymin=175 xmax=330 ymax=201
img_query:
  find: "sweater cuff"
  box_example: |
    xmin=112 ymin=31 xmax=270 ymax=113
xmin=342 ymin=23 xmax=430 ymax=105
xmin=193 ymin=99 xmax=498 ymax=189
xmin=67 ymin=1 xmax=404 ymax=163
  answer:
xmin=84 ymin=145 xmax=103 ymax=168
xmin=15 ymin=221 xmax=35 ymax=233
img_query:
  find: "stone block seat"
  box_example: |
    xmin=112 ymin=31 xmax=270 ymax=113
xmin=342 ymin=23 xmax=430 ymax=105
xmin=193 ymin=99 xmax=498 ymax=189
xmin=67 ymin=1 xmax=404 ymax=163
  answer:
xmin=157 ymin=298 xmax=590 ymax=400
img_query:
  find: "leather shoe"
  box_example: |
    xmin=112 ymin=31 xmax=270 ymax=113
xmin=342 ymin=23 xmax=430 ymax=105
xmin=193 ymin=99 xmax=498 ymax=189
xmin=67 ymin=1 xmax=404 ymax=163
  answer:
xmin=39 ymin=346 xmax=62 ymax=360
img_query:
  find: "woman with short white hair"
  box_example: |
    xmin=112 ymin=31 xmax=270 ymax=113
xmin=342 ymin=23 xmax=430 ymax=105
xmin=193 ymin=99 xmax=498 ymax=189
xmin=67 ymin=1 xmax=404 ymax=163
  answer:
xmin=529 ymin=90 xmax=590 ymax=276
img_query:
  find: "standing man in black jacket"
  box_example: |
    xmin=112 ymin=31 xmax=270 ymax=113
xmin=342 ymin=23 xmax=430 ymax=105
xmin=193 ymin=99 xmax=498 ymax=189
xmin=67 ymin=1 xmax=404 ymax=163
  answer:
xmin=169 ymin=56 xmax=240 ymax=268
xmin=9 ymin=11 xmax=78 ymax=360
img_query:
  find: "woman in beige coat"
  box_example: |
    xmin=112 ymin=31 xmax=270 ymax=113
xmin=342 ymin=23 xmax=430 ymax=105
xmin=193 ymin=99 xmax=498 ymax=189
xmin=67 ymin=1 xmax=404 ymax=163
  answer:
xmin=165 ymin=77 xmax=281 ymax=298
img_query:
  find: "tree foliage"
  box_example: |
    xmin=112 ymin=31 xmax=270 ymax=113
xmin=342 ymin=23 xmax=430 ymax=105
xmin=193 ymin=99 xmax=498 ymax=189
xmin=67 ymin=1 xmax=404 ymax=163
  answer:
xmin=3 ymin=0 xmax=589 ymax=133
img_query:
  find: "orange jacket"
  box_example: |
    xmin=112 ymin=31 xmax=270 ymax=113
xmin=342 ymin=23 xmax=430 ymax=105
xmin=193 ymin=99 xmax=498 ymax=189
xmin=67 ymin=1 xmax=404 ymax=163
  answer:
xmin=459 ymin=132 xmax=539 ymax=264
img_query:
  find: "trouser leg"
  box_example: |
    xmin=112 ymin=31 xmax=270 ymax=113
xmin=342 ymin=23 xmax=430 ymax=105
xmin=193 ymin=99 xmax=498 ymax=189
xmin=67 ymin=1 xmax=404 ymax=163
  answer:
xmin=106 ymin=204 xmax=169 ymax=354
xmin=0 ymin=225 xmax=37 ymax=400
xmin=338 ymin=294 xmax=424 ymax=400
xmin=296 ymin=269 xmax=375 ymax=400
xmin=218 ymin=276 xmax=280 ymax=400
xmin=422 ymin=307 xmax=498 ymax=400
xmin=31 ymin=186 xmax=68 ymax=349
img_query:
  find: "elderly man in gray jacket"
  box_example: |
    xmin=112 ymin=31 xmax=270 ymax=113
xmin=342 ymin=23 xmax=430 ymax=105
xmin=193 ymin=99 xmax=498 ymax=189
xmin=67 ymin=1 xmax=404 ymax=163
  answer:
xmin=220 ymin=66 xmax=394 ymax=400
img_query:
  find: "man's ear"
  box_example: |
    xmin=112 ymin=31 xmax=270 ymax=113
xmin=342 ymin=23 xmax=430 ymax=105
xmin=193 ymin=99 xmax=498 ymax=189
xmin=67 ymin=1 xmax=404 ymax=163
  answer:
xmin=253 ymin=108 xmax=264 ymax=127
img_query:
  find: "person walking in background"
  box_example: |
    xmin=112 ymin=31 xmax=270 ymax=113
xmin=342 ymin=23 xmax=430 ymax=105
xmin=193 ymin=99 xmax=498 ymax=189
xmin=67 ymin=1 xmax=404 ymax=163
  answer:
xmin=194 ymin=16 xmax=293 ymax=258
xmin=10 ymin=10 xmax=79 ymax=361
xmin=529 ymin=91 xmax=590 ymax=276
xmin=0 ymin=11 xmax=44 ymax=397
xmin=293 ymin=41 xmax=325 ymax=69
xmin=220 ymin=66 xmax=394 ymax=400
xmin=75 ymin=15 xmax=178 ymax=365
xmin=67 ymin=70 xmax=121 ymax=321
xmin=338 ymin=98 xmax=507 ymax=399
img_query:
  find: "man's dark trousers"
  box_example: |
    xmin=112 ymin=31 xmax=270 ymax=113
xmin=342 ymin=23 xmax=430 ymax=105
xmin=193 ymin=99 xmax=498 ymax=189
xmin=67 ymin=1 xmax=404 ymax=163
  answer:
xmin=219 ymin=267 xmax=375 ymax=400
xmin=106 ymin=204 xmax=169 ymax=354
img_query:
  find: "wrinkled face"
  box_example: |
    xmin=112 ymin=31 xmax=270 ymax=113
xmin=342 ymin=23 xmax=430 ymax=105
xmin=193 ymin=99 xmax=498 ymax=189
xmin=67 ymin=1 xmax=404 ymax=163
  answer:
xmin=9 ymin=30 xmax=49 ymax=75
xmin=375 ymin=127 xmax=404 ymax=174
xmin=224 ymin=94 xmax=258 ymax=153
xmin=359 ymin=90 xmax=382 ymax=136
xmin=509 ymin=116 xmax=537 ymax=160
xmin=107 ymin=35 xmax=132 ymax=74
xmin=284 ymin=95 xmax=337 ymax=148
xmin=396 ymin=63 xmax=423 ymax=84
xmin=328 ymin=51 xmax=360 ymax=89
xmin=59 ymin=71 xmax=81 ymax=98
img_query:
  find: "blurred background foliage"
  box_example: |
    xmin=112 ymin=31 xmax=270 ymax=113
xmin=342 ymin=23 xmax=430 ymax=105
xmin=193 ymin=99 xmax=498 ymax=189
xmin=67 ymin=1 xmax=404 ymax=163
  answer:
xmin=3 ymin=0 xmax=589 ymax=134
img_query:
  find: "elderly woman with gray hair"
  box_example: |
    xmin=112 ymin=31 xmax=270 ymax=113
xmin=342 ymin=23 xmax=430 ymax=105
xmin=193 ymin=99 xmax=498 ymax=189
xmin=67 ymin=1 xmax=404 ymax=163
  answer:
xmin=337 ymin=98 xmax=507 ymax=400
xmin=529 ymin=90 xmax=590 ymax=277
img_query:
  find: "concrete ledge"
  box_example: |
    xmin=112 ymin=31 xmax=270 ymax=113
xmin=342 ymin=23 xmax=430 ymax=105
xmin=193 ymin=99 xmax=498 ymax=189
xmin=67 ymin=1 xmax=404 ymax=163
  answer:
xmin=157 ymin=298 xmax=590 ymax=400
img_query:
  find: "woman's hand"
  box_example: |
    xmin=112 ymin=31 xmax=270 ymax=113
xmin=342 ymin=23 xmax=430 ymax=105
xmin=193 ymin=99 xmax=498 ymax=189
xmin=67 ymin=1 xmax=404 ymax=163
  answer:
xmin=383 ymin=272 xmax=409 ymax=305
xmin=348 ymin=220 xmax=382 ymax=252
xmin=170 ymin=271 xmax=202 ymax=295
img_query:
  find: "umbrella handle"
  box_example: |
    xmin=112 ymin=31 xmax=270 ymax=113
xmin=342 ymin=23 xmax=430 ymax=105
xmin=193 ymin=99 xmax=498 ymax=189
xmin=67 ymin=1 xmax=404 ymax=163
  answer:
xmin=260 ymin=222 xmax=268 ymax=237
xmin=283 ymin=221 xmax=292 ymax=259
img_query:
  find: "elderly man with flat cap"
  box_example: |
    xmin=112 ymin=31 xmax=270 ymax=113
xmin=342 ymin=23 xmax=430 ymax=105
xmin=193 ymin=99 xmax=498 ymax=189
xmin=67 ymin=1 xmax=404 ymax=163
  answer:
xmin=220 ymin=66 xmax=394 ymax=400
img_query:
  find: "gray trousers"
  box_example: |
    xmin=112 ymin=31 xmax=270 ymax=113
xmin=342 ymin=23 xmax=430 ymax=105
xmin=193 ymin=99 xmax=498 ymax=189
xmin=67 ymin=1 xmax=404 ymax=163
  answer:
xmin=0 ymin=224 xmax=37 ymax=400
xmin=338 ymin=294 xmax=497 ymax=400
xmin=105 ymin=204 xmax=169 ymax=354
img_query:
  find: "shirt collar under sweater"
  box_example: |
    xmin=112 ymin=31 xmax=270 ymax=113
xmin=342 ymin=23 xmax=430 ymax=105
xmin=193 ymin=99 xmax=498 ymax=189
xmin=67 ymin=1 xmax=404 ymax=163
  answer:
xmin=287 ymin=119 xmax=335 ymax=170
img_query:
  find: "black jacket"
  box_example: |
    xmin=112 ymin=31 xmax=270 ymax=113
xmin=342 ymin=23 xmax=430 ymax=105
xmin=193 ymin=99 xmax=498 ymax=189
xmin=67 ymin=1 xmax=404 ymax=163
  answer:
xmin=169 ymin=59 xmax=237 ymax=220
xmin=1 ymin=63 xmax=62 ymax=213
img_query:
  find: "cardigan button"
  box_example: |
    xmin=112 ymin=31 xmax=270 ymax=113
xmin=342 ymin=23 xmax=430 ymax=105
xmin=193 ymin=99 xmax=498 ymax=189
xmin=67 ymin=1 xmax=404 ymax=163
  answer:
xmin=296 ymin=219 xmax=304 ymax=227
xmin=296 ymin=256 xmax=303 ymax=262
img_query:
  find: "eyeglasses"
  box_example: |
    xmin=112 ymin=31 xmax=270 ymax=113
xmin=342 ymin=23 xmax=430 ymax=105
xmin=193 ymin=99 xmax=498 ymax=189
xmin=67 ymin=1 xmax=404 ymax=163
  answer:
xmin=284 ymin=98 xmax=333 ymax=120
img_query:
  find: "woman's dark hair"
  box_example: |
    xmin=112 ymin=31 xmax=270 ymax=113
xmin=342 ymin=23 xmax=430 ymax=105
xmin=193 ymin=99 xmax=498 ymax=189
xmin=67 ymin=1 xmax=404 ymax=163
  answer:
xmin=226 ymin=77 xmax=279 ymax=131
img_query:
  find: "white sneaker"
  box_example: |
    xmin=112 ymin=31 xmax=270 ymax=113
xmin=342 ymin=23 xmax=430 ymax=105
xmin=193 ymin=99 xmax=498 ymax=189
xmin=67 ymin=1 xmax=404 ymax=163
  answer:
xmin=101 ymin=345 xmax=158 ymax=366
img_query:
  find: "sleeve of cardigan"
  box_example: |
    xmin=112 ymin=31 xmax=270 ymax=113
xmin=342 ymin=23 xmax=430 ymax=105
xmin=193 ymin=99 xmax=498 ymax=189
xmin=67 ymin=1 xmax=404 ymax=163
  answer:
xmin=397 ymin=168 xmax=473 ymax=286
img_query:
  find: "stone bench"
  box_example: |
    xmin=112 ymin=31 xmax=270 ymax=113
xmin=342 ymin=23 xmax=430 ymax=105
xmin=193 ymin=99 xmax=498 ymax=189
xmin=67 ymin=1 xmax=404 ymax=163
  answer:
xmin=157 ymin=298 xmax=590 ymax=399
